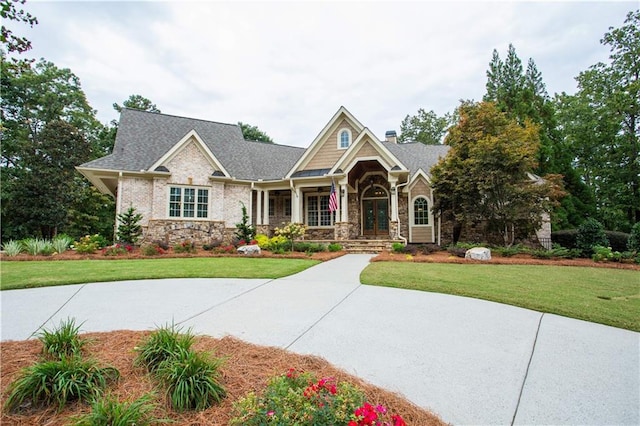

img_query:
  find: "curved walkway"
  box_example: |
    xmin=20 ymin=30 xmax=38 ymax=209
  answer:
xmin=1 ymin=254 xmax=638 ymax=425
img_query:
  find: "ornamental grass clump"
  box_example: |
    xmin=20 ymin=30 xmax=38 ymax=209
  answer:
xmin=72 ymin=392 xmax=166 ymax=426
xmin=155 ymin=348 xmax=226 ymax=411
xmin=38 ymin=318 xmax=86 ymax=359
xmin=135 ymin=323 xmax=195 ymax=373
xmin=52 ymin=235 xmax=74 ymax=254
xmin=2 ymin=240 xmax=23 ymax=256
xmin=4 ymin=356 xmax=119 ymax=413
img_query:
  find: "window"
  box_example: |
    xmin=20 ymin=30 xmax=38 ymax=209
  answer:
xmin=306 ymin=194 xmax=333 ymax=227
xmin=169 ymin=186 xmax=208 ymax=218
xmin=283 ymin=197 xmax=291 ymax=216
xmin=269 ymin=197 xmax=275 ymax=217
xmin=338 ymin=129 xmax=351 ymax=149
xmin=413 ymin=197 xmax=429 ymax=225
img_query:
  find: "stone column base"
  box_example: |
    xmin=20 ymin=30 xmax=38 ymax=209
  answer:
xmin=334 ymin=222 xmax=350 ymax=240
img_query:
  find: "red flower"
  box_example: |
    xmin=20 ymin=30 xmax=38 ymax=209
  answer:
xmin=392 ymin=414 xmax=407 ymax=426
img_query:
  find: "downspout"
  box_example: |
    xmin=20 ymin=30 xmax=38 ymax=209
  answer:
xmin=115 ymin=171 xmax=124 ymax=241
xmin=395 ymin=180 xmax=410 ymax=246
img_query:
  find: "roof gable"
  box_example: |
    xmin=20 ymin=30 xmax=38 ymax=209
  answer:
xmin=330 ymin=128 xmax=408 ymax=175
xmin=285 ymin=106 xmax=365 ymax=178
xmin=150 ymin=130 xmax=229 ymax=176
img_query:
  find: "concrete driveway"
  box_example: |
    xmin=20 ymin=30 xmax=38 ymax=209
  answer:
xmin=1 ymin=254 xmax=638 ymax=425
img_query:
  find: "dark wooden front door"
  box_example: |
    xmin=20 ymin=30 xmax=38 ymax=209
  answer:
xmin=363 ymin=199 xmax=389 ymax=236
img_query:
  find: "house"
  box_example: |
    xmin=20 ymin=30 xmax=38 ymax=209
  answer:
xmin=77 ymin=106 xmax=455 ymax=248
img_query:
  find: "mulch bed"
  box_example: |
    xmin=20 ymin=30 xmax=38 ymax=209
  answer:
xmin=0 ymin=331 xmax=445 ymax=426
xmin=372 ymin=250 xmax=640 ymax=271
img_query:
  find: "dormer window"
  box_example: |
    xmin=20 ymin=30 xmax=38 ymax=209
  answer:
xmin=338 ymin=129 xmax=351 ymax=149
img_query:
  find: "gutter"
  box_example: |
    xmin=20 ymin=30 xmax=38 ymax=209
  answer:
xmin=394 ymin=179 xmax=411 ymax=246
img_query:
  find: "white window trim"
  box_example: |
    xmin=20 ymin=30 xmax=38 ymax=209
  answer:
xmin=283 ymin=196 xmax=292 ymax=217
xmin=167 ymin=185 xmax=210 ymax=220
xmin=269 ymin=197 xmax=276 ymax=217
xmin=337 ymin=128 xmax=352 ymax=149
xmin=410 ymin=195 xmax=432 ymax=227
xmin=304 ymin=192 xmax=334 ymax=228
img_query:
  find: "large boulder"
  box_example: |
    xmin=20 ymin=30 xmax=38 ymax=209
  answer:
xmin=465 ymin=247 xmax=491 ymax=261
xmin=237 ymin=244 xmax=261 ymax=255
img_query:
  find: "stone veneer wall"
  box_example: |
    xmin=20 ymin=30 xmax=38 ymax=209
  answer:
xmin=143 ymin=220 xmax=228 ymax=245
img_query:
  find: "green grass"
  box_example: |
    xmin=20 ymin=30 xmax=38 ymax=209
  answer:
xmin=361 ymin=262 xmax=640 ymax=332
xmin=0 ymin=257 xmax=320 ymax=290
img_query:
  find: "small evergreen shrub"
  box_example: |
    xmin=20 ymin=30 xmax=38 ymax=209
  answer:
xmin=4 ymin=357 xmax=119 ymax=412
xmin=328 ymin=243 xmax=342 ymax=252
xmin=576 ymin=218 xmax=609 ymax=257
xmin=235 ymin=203 xmax=255 ymax=243
xmin=605 ymin=231 xmax=631 ymax=252
xmin=116 ymin=207 xmax=143 ymax=245
xmin=627 ymin=222 xmax=640 ymax=252
xmin=72 ymin=393 xmax=164 ymax=426
xmin=38 ymin=318 xmax=86 ymax=359
xmin=551 ymin=229 xmax=578 ymax=249
xmin=492 ymin=245 xmax=524 ymax=257
xmin=592 ymin=245 xmax=623 ymax=262
xmin=391 ymin=242 xmax=405 ymax=253
xmin=293 ymin=242 xmax=326 ymax=253
xmin=2 ymin=240 xmax=23 ymax=256
xmin=135 ymin=324 xmax=195 ymax=373
xmin=156 ymin=348 xmax=226 ymax=411
xmin=202 ymin=239 xmax=222 ymax=251
xmin=418 ymin=244 xmax=441 ymax=255
xmin=447 ymin=246 xmax=467 ymax=258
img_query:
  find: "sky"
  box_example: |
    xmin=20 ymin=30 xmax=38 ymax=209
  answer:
xmin=9 ymin=1 xmax=637 ymax=147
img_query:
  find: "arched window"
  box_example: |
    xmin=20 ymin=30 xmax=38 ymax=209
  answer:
xmin=338 ymin=129 xmax=351 ymax=149
xmin=413 ymin=197 xmax=429 ymax=225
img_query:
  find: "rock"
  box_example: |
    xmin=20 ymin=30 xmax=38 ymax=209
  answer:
xmin=465 ymin=247 xmax=491 ymax=261
xmin=237 ymin=244 xmax=261 ymax=255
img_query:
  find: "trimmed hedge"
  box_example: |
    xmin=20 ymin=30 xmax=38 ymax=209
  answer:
xmin=553 ymin=229 xmax=630 ymax=252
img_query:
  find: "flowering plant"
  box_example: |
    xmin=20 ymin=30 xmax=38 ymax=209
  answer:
xmin=349 ymin=402 xmax=406 ymax=426
xmin=102 ymin=243 xmax=133 ymax=256
xmin=275 ymin=222 xmax=307 ymax=251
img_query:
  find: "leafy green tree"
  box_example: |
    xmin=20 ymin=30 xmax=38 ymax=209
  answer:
xmin=398 ymin=108 xmax=452 ymax=145
xmin=556 ymin=10 xmax=639 ymax=231
xmin=431 ymin=101 xmax=563 ymax=245
xmin=0 ymin=59 xmax=107 ymax=240
xmin=238 ymin=122 xmax=273 ymax=143
xmin=113 ymin=94 xmax=160 ymax=114
xmin=1 ymin=0 xmax=38 ymax=54
xmin=484 ymin=43 xmax=594 ymax=230
xmin=576 ymin=218 xmax=609 ymax=257
xmin=116 ymin=207 xmax=143 ymax=245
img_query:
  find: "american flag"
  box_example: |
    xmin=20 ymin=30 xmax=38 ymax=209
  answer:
xmin=328 ymin=181 xmax=338 ymax=213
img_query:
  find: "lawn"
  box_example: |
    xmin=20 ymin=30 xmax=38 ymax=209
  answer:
xmin=361 ymin=262 xmax=640 ymax=332
xmin=0 ymin=257 xmax=319 ymax=290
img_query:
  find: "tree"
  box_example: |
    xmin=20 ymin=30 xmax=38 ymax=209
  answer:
xmin=0 ymin=59 xmax=108 ymax=240
xmin=431 ymin=101 xmax=563 ymax=245
xmin=398 ymin=108 xmax=452 ymax=145
xmin=235 ymin=203 xmax=255 ymax=242
xmin=113 ymin=94 xmax=160 ymax=114
xmin=1 ymin=0 xmax=38 ymax=54
xmin=556 ymin=10 xmax=639 ymax=231
xmin=483 ymin=43 xmax=593 ymax=230
xmin=116 ymin=207 xmax=143 ymax=244
xmin=238 ymin=122 xmax=273 ymax=143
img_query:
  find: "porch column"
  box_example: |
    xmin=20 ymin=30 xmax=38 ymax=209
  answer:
xmin=391 ymin=185 xmax=398 ymax=221
xmin=291 ymin=186 xmax=301 ymax=223
xmin=256 ymin=189 xmax=263 ymax=225
xmin=340 ymin=183 xmax=348 ymax=222
xmin=263 ymin=190 xmax=270 ymax=226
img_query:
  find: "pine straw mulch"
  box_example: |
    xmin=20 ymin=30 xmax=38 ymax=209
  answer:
xmin=372 ymin=250 xmax=640 ymax=271
xmin=0 ymin=331 xmax=445 ymax=426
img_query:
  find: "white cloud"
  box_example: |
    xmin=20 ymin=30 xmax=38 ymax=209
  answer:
xmin=14 ymin=0 xmax=638 ymax=146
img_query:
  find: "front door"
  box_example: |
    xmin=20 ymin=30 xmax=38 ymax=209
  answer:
xmin=362 ymin=186 xmax=389 ymax=236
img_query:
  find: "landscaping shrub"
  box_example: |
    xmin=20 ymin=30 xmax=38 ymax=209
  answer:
xmin=52 ymin=235 xmax=74 ymax=254
xmin=391 ymin=242 xmax=405 ymax=253
xmin=116 ymin=207 xmax=143 ymax=245
xmin=102 ymin=244 xmax=133 ymax=256
xmin=592 ymin=245 xmax=623 ymax=262
xmin=38 ymin=318 xmax=86 ymax=359
xmin=135 ymin=324 xmax=195 ymax=373
xmin=23 ymin=238 xmax=48 ymax=255
xmin=156 ymin=348 xmax=226 ymax=411
xmin=627 ymin=222 xmax=640 ymax=252
xmin=74 ymin=234 xmax=107 ymax=254
xmin=213 ymin=244 xmax=236 ymax=254
xmin=4 ymin=357 xmax=119 ymax=412
xmin=2 ymin=240 xmax=23 ymax=256
xmin=275 ymin=222 xmax=307 ymax=251
xmin=230 ymin=368 xmax=365 ymax=425
xmin=173 ymin=240 xmax=196 ymax=254
xmin=605 ymin=231 xmax=631 ymax=252
xmin=72 ymin=393 xmax=164 ymax=426
xmin=141 ymin=244 xmax=165 ymax=256
xmin=328 ymin=243 xmax=343 ymax=252
xmin=447 ymin=246 xmax=467 ymax=258
xmin=235 ymin=203 xmax=255 ymax=243
xmin=492 ymin=245 xmax=524 ymax=257
xmin=418 ymin=244 xmax=441 ymax=255
xmin=551 ymin=229 xmax=578 ymax=249
xmin=202 ymin=239 xmax=222 ymax=251
xmin=293 ymin=242 xmax=326 ymax=253
xmin=576 ymin=218 xmax=609 ymax=257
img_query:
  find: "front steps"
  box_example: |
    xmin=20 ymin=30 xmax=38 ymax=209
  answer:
xmin=306 ymin=239 xmax=401 ymax=253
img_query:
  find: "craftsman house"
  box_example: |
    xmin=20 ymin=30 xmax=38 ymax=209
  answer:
xmin=77 ymin=106 xmax=455 ymax=249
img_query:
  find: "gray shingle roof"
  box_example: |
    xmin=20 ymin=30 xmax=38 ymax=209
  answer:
xmin=383 ymin=141 xmax=450 ymax=179
xmin=80 ymin=109 xmax=450 ymax=182
xmin=80 ymin=109 xmax=305 ymax=180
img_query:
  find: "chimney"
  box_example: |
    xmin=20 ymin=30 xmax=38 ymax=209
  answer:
xmin=385 ymin=130 xmax=398 ymax=144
